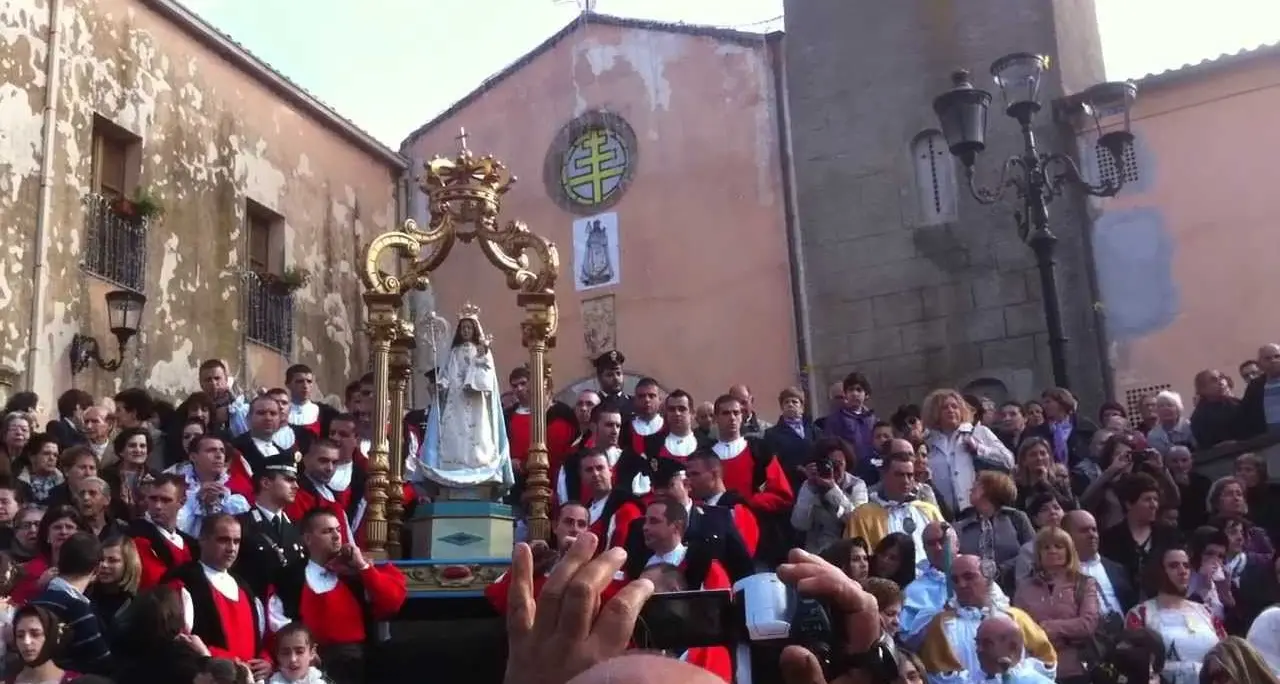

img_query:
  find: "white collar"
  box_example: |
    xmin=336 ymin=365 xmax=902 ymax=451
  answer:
xmin=633 ymin=414 xmax=664 ymax=436
xmin=647 ymin=543 xmax=688 ymax=568
xmin=200 ymin=561 xmax=239 ymax=599
xmin=712 ymin=437 xmax=746 ymax=459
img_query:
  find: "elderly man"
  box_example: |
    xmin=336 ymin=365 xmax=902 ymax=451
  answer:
xmin=916 ymin=555 xmax=1055 ymax=684
xmin=974 ymin=616 xmax=1054 ymax=684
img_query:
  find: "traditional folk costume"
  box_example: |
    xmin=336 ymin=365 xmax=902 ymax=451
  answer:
xmin=709 ymin=436 xmax=795 ymax=513
xmin=587 ymin=490 xmax=643 ymax=550
xmin=504 ymin=401 xmax=578 ymax=478
xmin=641 ymin=430 xmax=706 ymax=464
xmin=168 ymin=561 xmax=269 ymax=663
xmin=230 ymin=431 xmax=309 ymax=494
xmin=845 ymin=491 xmax=945 ymax=562
xmin=129 ymin=516 xmax=198 ymax=590
xmin=268 ymin=561 xmax=408 ymax=684
xmin=288 ymin=400 xmax=338 ymax=438
xmin=701 ymin=489 xmax=761 ymax=558
xmin=627 ymin=413 xmax=665 ymax=456
xmin=916 ymin=603 xmax=1056 ymax=684
xmin=556 ymin=444 xmax=650 ymax=506
xmin=1124 ymin=599 xmax=1225 ymax=684
xmin=288 ymin=472 xmax=359 ymax=547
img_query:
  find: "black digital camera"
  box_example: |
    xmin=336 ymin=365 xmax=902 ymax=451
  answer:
xmin=814 ymin=457 xmax=835 ymax=479
xmin=632 ymin=574 xmax=897 ymax=684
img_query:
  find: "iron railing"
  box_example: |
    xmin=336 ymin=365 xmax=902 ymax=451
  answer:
xmin=82 ymin=194 xmax=148 ymax=291
xmin=242 ymin=272 xmax=294 ymax=354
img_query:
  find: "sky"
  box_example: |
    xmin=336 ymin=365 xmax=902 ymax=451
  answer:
xmin=180 ymin=0 xmax=1280 ymax=149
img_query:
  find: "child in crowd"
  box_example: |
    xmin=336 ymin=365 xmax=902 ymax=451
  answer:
xmin=268 ymin=623 xmax=331 ymax=684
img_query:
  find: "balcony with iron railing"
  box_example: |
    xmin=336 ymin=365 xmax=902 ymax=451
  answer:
xmin=242 ymin=272 xmax=295 ymax=355
xmin=82 ymin=194 xmax=149 ymax=292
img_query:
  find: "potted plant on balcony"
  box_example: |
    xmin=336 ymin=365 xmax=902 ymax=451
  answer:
xmin=111 ymin=189 xmax=164 ymax=222
xmin=264 ymin=266 xmax=312 ymax=295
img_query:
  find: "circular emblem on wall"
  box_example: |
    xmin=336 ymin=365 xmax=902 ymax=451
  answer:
xmin=543 ymin=111 xmax=638 ymax=215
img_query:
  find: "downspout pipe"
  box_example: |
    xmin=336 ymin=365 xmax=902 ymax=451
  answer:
xmin=768 ymin=33 xmax=817 ymax=410
xmin=25 ymin=0 xmax=65 ymax=390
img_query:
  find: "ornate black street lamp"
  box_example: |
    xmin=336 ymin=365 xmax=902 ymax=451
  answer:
xmin=932 ymin=53 xmax=1138 ymax=390
xmin=70 ymin=290 xmax=146 ymax=375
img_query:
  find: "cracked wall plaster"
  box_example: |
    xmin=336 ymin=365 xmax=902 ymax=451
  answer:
xmin=0 ymin=0 xmax=397 ymax=409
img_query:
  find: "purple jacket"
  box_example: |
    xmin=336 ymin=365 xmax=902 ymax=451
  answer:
xmin=821 ymin=407 xmax=877 ymax=466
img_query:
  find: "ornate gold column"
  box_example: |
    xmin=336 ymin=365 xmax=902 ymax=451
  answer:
xmin=518 ymin=292 xmax=557 ymax=541
xmin=358 ymin=130 xmax=561 ymax=549
xmin=360 ymin=292 xmax=403 ymax=560
xmin=386 ymin=328 xmax=415 ymax=559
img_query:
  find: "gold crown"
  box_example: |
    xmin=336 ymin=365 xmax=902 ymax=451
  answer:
xmin=421 ymin=128 xmax=516 ymax=228
xmin=458 ymin=301 xmax=481 ymax=320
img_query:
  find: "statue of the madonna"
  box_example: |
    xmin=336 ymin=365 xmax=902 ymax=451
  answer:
xmin=417 ymin=304 xmax=514 ymax=492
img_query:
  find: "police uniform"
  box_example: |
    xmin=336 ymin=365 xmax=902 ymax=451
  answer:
xmin=232 ymin=452 xmax=307 ymax=599
xmin=594 ymin=350 xmax=632 ymax=416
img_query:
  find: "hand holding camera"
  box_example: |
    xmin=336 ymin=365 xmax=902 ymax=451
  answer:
xmin=806 ymin=461 xmax=836 ymax=491
xmin=776 ymin=549 xmax=886 ymax=684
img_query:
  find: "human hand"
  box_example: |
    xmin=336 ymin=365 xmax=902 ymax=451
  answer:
xmin=776 ymin=548 xmax=884 ymax=684
xmin=504 ymin=532 xmax=655 ymax=684
xmin=36 ymin=567 xmax=58 ymax=590
xmin=1106 ymin=450 xmax=1132 ymax=475
xmin=530 ymin=540 xmax=559 ymax=576
xmin=344 ymin=544 xmax=370 ymax=572
xmin=246 ymin=658 xmax=273 ymax=680
xmin=176 ymin=632 xmax=211 ymax=657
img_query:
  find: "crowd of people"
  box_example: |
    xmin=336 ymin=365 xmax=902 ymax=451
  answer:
xmin=4 ymin=342 xmax=1280 ymax=683
xmin=484 ymin=345 xmax=1280 ymax=684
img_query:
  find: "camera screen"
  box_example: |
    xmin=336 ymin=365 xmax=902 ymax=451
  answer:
xmin=632 ymin=589 xmax=734 ymax=651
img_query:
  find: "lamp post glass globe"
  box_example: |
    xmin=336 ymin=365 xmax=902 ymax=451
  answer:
xmin=104 ymin=290 xmax=145 ymax=340
xmin=932 ymin=69 xmax=993 ymax=167
xmin=990 ymin=52 xmax=1049 ymax=120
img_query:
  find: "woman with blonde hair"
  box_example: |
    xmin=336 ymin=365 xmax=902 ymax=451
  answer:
xmin=1013 ymin=526 xmax=1100 ymax=684
xmin=88 ymin=534 xmax=140 ymax=645
xmin=920 ymin=388 xmax=1013 ymax=516
xmin=1201 ymin=637 xmax=1280 ymax=683
xmin=1013 ymin=437 xmax=1077 ymax=511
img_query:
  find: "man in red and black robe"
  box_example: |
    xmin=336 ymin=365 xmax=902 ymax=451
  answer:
xmin=578 ymin=449 xmax=642 ymax=549
xmin=503 ymin=366 xmax=578 ymax=507
xmin=130 ymin=472 xmax=199 ymax=589
xmin=166 ymin=513 xmax=272 ymax=681
xmin=640 ymin=389 xmax=709 ymax=464
xmin=685 ymin=451 xmax=762 ymax=559
xmin=558 ymin=405 xmax=648 ymax=506
xmin=484 ymin=501 xmax=589 ymax=614
xmin=268 ymin=508 xmax=407 ymax=684
xmin=626 ymin=377 xmax=666 ymax=454
xmin=622 ymin=458 xmax=756 ymax=583
xmin=287 ymin=439 xmax=357 ymax=545
xmin=285 ymin=363 xmax=339 ymax=438
xmin=230 ymin=395 xmax=312 ymax=483
xmin=706 ymin=393 xmax=795 ymax=564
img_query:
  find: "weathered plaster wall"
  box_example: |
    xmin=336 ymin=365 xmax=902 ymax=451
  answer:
xmin=1087 ymin=54 xmax=1280 ymax=400
xmin=0 ymin=0 xmax=399 ymax=408
xmin=402 ymin=22 xmax=795 ymax=404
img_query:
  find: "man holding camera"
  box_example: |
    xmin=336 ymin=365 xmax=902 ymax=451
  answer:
xmin=790 ymin=437 xmax=869 ymax=553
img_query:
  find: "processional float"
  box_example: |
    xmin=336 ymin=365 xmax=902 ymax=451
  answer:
xmin=357 ymin=130 xmax=559 ymax=592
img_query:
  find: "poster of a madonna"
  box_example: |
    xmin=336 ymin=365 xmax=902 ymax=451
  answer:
xmin=572 ymin=212 xmax=621 ymax=292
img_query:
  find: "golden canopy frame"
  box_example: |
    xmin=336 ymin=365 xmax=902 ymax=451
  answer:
xmin=358 ymin=130 xmax=560 ymax=560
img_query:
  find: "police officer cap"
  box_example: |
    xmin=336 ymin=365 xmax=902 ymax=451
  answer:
xmin=263 ymin=451 xmax=299 ymax=478
xmin=650 ymin=457 xmax=686 ymax=490
xmin=593 ymin=350 xmax=625 ymax=372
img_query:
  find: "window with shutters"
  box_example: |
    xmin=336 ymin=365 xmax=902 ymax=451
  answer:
xmin=911 ymin=130 xmax=957 ymax=226
xmin=243 ymin=201 xmax=292 ymax=353
xmin=83 ymin=116 xmax=146 ymax=291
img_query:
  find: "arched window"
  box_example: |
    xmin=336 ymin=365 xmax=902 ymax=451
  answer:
xmin=910 ymin=130 xmax=957 ymax=226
